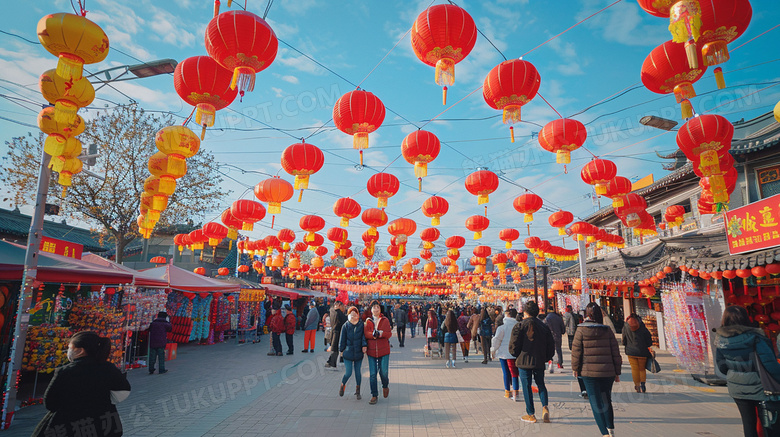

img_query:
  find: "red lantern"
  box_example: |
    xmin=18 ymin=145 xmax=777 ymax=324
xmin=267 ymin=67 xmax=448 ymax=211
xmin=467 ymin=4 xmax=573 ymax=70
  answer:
xmin=221 ymin=208 xmax=243 ymax=240
xmin=752 ymin=266 xmax=768 ymax=278
xmin=641 ymin=40 xmax=706 ymax=118
xmin=150 ymin=256 xmax=166 ymax=264
xmin=194 ymin=267 xmax=206 ymax=276
xmin=766 ymin=264 xmax=780 ymax=276
xmin=513 ymin=193 xmax=543 ymax=222
xmin=237 ymin=265 xmax=250 ymax=273
xmin=333 ymin=197 xmax=362 ymax=227
xmin=465 ymin=170 xmax=499 ymax=205
xmin=698 ymin=0 xmax=753 ymax=88
xmin=483 ymin=59 xmax=541 ymax=142
xmin=366 ymin=173 xmax=399 ymax=208
xmin=402 ymin=130 xmax=440 ymax=190
xmin=217 ymin=267 xmax=230 ymax=276
xmin=548 ymin=210 xmax=574 ymax=235
xmin=614 ymin=193 xmax=648 ymax=228
xmin=410 ymin=4 xmax=477 ymax=105
xmin=736 ymin=269 xmax=753 ymax=279
xmin=604 ymin=177 xmax=633 ymax=208
xmin=281 ymin=141 xmax=324 ymax=200
xmin=231 ymin=199 xmax=266 ymax=231
xmin=205 ymin=10 xmax=278 ymax=97
xmin=202 ymin=222 xmax=228 ymax=246
xmin=465 ymin=215 xmax=490 ymax=240
xmin=254 ymin=176 xmax=294 ymax=218
xmin=362 ymin=208 xmax=388 ymax=236
xmin=422 ymin=196 xmax=449 ymax=226
xmin=499 ymin=228 xmax=520 ymax=249
xmin=173 ymin=56 xmax=238 ymax=139
xmin=332 ymin=90 xmax=385 ymax=164
xmin=537 ymin=118 xmax=586 ymax=165
xmin=327 ymin=227 xmax=348 ymax=247
xmin=174 ymin=234 xmax=192 ymax=253
xmin=568 ymin=222 xmax=597 ymax=242
xmin=665 ymin=205 xmax=687 ymax=227
xmin=445 ymin=236 xmax=466 ymax=249
xmin=299 ymin=215 xmax=325 ymax=242
xmin=388 ymin=218 xmax=417 ymax=254
xmin=677 ymin=114 xmax=734 ymax=205
xmin=581 ymin=159 xmax=617 ymax=196
xmin=420 ymin=227 xmax=441 ymax=246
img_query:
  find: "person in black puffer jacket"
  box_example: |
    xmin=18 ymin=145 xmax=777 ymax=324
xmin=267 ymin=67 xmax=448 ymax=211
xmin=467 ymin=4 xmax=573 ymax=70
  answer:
xmin=622 ymin=313 xmax=653 ymax=393
xmin=715 ymin=305 xmax=780 ymax=437
xmin=339 ymin=306 xmax=367 ymax=399
xmin=508 ymin=301 xmax=555 ymax=424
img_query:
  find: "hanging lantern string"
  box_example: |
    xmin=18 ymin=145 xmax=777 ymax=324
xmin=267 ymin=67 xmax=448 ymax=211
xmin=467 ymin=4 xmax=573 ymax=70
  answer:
xmin=520 ymin=0 xmax=624 ymax=58
xmin=730 ymin=24 xmax=780 ymax=53
xmin=447 ymin=0 xmax=507 ymax=61
xmin=262 ymin=0 xmax=274 ymax=19
xmin=701 ymin=82 xmax=780 ymax=115
xmin=419 ymin=85 xmax=483 ymax=129
xmin=181 ymin=106 xmax=197 ymax=127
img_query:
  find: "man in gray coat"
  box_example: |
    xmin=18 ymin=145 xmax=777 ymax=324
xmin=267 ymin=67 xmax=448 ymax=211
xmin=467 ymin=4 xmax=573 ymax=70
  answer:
xmin=562 ymin=305 xmax=578 ymax=350
xmin=393 ymin=303 xmax=409 ymax=347
xmin=543 ymin=308 xmax=566 ymax=371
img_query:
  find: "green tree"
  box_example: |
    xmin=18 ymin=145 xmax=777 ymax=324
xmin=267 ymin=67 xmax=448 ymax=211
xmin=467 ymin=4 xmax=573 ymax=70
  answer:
xmin=1 ymin=104 xmax=228 ymax=262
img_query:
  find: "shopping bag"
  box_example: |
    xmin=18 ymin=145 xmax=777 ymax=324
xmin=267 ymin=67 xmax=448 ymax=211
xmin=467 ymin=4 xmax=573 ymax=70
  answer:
xmin=456 ymin=331 xmax=464 ymax=343
xmin=165 ymin=343 xmax=178 ymax=361
xmin=645 ymin=356 xmax=660 ymax=373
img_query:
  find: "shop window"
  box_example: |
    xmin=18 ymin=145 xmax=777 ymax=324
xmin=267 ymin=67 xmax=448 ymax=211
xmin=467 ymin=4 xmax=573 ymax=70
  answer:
xmin=758 ymin=165 xmax=780 ymax=199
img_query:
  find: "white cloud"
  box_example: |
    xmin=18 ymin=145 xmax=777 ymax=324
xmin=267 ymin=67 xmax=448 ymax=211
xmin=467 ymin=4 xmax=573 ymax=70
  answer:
xmin=545 ymin=38 xmax=586 ymax=76
xmin=281 ymin=75 xmax=299 ymax=84
xmin=577 ymin=0 xmax=669 ymax=47
xmin=276 ymin=48 xmax=323 ymax=75
xmin=147 ymin=6 xmax=198 ymax=48
xmin=271 ymin=87 xmax=285 ymax=98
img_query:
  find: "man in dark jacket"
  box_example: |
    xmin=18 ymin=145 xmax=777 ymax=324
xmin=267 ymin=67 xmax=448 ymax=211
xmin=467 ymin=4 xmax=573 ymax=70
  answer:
xmin=508 ymin=301 xmax=555 ymax=424
xmin=562 ymin=305 xmax=578 ymax=350
xmin=148 ymin=312 xmax=172 ymax=374
xmin=326 ymin=301 xmax=347 ymax=368
xmin=283 ymin=305 xmax=296 ymax=355
xmin=543 ymin=309 xmax=566 ymax=371
xmin=393 ymin=304 xmax=409 ymax=347
xmin=268 ymin=306 xmax=285 ymax=356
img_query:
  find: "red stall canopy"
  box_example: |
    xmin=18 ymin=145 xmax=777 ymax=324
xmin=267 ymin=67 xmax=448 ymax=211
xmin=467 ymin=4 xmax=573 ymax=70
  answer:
xmin=141 ymin=265 xmax=240 ymax=293
xmin=81 ymin=253 xmax=169 ymax=288
xmin=0 ymin=240 xmax=134 ymax=284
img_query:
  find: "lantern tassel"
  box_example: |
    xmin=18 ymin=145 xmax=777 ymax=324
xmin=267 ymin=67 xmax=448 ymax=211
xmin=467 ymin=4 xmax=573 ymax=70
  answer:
xmin=271 ymin=215 xmax=275 ymax=229
xmin=442 ymin=86 xmax=448 ymax=106
xmin=56 ymin=53 xmax=85 ymax=82
xmin=214 ymin=0 xmax=220 ymax=17
xmin=510 ymin=126 xmax=515 ymax=143
xmin=432 ymin=217 xmax=440 ymax=226
xmin=484 ymin=205 xmax=488 ymax=217
xmin=714 ymin=67 xmax=726 ymax=90
xmin=684 ymin=40 xmax=699 ymax=69
xmin=359 ymin=150 xmax=364 ymax=166
xmin=298 ymin=189 xmax=303 ymax=202
xmin=680 ymin=99 xmax=693 ymax=119
xmin=418 ymin=177 xmax=422 ymax=192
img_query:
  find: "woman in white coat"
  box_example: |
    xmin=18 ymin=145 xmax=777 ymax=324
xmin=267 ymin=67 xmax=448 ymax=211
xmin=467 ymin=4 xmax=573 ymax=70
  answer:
xmin=491 ymin=308 xmax=520 ymax=400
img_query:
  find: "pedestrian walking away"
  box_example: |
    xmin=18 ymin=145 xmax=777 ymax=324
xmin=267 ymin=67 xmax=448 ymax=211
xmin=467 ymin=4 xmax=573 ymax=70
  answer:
xmin=339 ymin=306 xmax=368 ymax=400
xmin=479 ymin=308 xmax=493 ymax=364
xmin=283 ymin=304 xmax=296 ymax=355
xmin=623 ymin=313 xmax=654 ymax=393
xmin=491 ymin=308 xmax=520 ymax=401
xmin=563 ymin=305 xmax=578 ymax=351
xmin=715 ymin=305 xmax=780 ymax=437
xmin=326 ymin=301 xmax=347 ymax=368
xmin=442 ymin=310 xmax=459 ymax=368
xmin=147 ymin=311 xmax=172 ymax=375
xmin=303 ymin=301 xmax=319 ymax=353
xmin=457 ymin=309 xmax=472 ymax=362
xmin=394 ymin=303 xmax=408 ymax=347
xmin=508 ymin=301 xmax=555 ymax=424
xmin=468 ymin=307 xmax=481 ymax=355
xmin=33 ymin=331 xmax=131 ymax=437
xmin=571 ymin=302 xmax=622 ymax=437
xmin=543 ymin=307 xmax=566 ymax=372
xmin=365 ymin=300 xmax=392 ymax=405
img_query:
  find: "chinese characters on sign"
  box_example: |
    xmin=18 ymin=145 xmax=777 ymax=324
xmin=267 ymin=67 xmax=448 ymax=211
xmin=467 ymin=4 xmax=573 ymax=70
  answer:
xmin=725 ymin=193 xmax=780 ymax=255
xmin=39 ymin=236 xmax=83 ymax=259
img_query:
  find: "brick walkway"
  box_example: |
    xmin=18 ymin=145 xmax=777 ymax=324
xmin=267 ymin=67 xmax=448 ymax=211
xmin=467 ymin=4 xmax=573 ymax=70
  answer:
xmin=7 ymin=330 xmax=743 ymax=436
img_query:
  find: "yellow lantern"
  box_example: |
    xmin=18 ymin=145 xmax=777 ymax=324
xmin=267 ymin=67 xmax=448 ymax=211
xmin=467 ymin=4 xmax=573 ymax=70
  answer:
xmin=289 ymin=258 xmax=301 ymax=269
xmin=57 ymin=157 xmax=82 ymax=191
xmin=37 ymin=13 xmax=109 ymax=81
xmin=345 ymin=257 xmax=358 ymax=268
xmin=45 ymin=137 xmax=82 ymax=172
xmin=272 ymin=255 xmax=285 ymax=268
xmin=148 ymin=151 xmax=186 ymax=194
xmin=39 ymin=69 xmax=95 ymax=124
xmin=775 ymin=100 xmax=780 ymax=123
xmin=311 ymin=256 xmax=324 ymax=268
xmin=38 ymin=106 xmax=84 ymax=138
xmin=155 ymin=126 xmax=200 ymax=175
xmin=144 ymin=175 xmax=176 ymax=197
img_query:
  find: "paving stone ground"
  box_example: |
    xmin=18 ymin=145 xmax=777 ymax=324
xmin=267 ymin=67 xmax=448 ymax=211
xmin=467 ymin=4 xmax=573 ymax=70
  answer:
xmin=7 ymin=330 xmax=743 ymax=436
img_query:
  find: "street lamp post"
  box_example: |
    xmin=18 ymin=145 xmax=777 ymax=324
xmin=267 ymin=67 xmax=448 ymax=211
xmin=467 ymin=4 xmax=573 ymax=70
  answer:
xmin=1 ymin=59 xmax=176 ymax=427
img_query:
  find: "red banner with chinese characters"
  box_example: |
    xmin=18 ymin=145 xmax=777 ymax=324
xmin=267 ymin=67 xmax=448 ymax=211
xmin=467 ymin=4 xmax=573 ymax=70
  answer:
xmin=725 ymin=193 xmax=780 ymax=255
xmin=39 ymin=236 xmax=83 ymax=259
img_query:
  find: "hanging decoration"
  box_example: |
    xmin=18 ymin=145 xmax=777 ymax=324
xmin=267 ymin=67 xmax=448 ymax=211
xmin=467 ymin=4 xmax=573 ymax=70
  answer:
xmin=332 ymin=90 xmax=386 ymax=165
xmin=280 ymin=141 xmax=325 ymax=201
xmin=483 ymin=59 xmax=541 ymax=142
xmin=580 ymin=158 xmax=617 ymax=196
xmin=230 ymin=199 xmax=266 ymax=231
xmin=537 ymin=118 xmax=587 ymax=169
xmin=548 ymin=210 xmax=574 ymax=235
xmin=513 ymin=192 xmax=543 ymax=222
xmin=254 ymin=177 xmax=294 ymax=228
xmin=641 ymin=40 xmax=706 ymax=118
xmin=421 ymin=195 xmax=449 ymax=226
xmin=174 ymin=56 xmax=238 ymax=139
xmin=401 ymin=130 xmax=441 ymax=191
xmin=366 ymin=172 xmax=399 ymax=208
xmin=37 ymin=12 xmax=109 ymax=81
xmin=333 ymin=197 xmax=362 ymax=227
xmin=465 ymin=170 xmax=499 ymax=207
xmin=465 ymin=215 xmax=490 ymax=240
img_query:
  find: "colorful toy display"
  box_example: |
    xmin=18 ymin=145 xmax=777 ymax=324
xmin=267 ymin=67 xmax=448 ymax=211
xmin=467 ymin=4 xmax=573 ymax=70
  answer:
xmin=22 ymin=325 xmax=72 ymax=373
xmin=661 ymin=282 xmax=709 ymax=374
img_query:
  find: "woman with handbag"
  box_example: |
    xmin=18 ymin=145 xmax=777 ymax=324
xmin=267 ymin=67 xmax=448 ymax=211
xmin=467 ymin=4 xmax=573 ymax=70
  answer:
xmin=479 ymin=308 xmax=494 ymax=364
xmin=715 ymin=305 xmax=780 ymax=437
xmin=622 ymin=313 xmax=653 ymax=393
xmin=442 ymin=310 xmax=459 ymax=368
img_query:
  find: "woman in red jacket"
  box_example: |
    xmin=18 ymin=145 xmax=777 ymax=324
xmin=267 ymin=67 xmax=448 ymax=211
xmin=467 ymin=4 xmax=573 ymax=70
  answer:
xmin=364 ymin=300 xmax=392 ymax=405
xmin=408 ymin=307 xmax=419 ymax=338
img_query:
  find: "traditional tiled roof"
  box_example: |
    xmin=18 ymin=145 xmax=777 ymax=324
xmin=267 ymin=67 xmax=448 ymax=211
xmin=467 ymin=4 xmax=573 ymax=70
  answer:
xmin=0 ymin=208 xmax=108 ymax=252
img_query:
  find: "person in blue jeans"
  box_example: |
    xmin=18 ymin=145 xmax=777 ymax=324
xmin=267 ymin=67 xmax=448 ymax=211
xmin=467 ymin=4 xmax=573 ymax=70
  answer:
xmin=491 ymin=308 xmax=520 ymax=400
xmin=508 ymin=301 xmax=555 ymax=424
xmin=339 ymin=306 xmax=367 ymax=400
xmin=571 ymin=302 xmax=622 ymax=437
xmin=364 ymin=301 xmax=392 ymax=405
xmin=148 ymin=312 xmax=172 ymax=374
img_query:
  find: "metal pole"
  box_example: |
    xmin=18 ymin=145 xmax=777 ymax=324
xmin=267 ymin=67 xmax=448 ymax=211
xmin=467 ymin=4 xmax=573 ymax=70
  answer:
xmin=142 ymin=238 xmax=149 ymax=263
xmin=3 ymin=146 xmax=51 ymax=426
xmin=578 ymin=240 xmax=589 ymax=309
xmin=533 ymin=266 xmax=538 ymax=305
xmin=542 ymin=265 xmax=549 ymax=313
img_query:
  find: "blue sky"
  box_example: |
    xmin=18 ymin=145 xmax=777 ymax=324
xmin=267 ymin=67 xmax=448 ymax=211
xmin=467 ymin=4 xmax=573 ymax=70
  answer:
xmin=2 ymin=0 xmax=779 ymax=262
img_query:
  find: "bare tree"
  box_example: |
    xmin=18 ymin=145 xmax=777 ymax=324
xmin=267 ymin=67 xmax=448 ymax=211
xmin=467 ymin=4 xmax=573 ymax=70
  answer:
xmin=1 ymin=104 xmax=228 ymax=262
